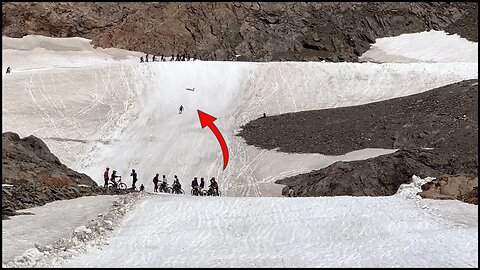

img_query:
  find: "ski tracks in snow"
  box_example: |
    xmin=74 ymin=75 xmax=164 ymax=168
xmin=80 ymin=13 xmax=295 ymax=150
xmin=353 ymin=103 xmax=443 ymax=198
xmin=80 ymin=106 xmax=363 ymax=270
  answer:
xmin=60 ymin=195 xmax=477 ymax=268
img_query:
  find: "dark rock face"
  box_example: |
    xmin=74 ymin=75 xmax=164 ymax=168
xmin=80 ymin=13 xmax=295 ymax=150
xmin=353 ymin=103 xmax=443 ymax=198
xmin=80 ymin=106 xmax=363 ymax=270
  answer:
xmin=2 ymin=132 xmax=94 ymax=186
xmin=2 ymin=132 xmax=136 ymax=219
xmin=239 ymin=80 xmax=478 ymax=156
xmin=254 ymin=80 xmax=478 ymax=198
xmin=2 ymin=2 xmax=478 ymax=61
xmin=277 ymin=149 xmax=477 ymax=197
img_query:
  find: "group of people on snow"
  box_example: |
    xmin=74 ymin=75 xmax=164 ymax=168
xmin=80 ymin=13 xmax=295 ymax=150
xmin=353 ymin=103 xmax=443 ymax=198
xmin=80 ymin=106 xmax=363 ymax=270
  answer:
xmin=152 ymin=173 xmax=182 ymax=194
xmin=140 ymin=53 xmax=196 ymax=63
xmin=102 ymin=167 xmax=219 ymax=196
xmin=191 ymin=177 xmax=219 ymax=196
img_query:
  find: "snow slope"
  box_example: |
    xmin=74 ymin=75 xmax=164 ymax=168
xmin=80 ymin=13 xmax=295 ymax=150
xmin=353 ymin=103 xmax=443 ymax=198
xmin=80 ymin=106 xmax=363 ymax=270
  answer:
xmin=59 ymin=192 xmax=478 ymax=268
xmin=2 ymin=35 xmax=478 ymax=196
xmin=359 ymin=30 xmax=478 ymax=63
xmin=2 ymin=195 xmax=117 ymax=261
xmin=1 ymin=31 xmax=478 ymax=268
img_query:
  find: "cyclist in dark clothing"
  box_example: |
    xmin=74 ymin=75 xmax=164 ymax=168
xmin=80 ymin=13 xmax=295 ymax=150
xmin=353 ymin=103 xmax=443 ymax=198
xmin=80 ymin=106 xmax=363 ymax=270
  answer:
xmin=209 ymin=177 xmax=219 ymax=196
xmin=103 ymin=167 xmax=110 ymax=187
xmin=173 ymin=175 xmax=182 ymax=193
xmin=191 ymin=177 xmax=199 ymax=195
xmin=153 ymin=173 xmax=160 ymax=192
xmin=200 ymin=177 xmax=205 ymax=190
xmin=130 ymin=169 xmax=138 ymax=189
xmin=110 ymin=170 xmax=120 ymax=187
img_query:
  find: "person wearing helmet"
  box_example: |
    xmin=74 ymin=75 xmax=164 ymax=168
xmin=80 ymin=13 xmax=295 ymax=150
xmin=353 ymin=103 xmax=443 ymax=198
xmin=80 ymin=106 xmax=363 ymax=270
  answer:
xmin=110 ymin=170 xmax=120 ymax=188
xmin=191 ymin=177 xmax=199 ymax=196
xmin=173 ymin=175 xmax=182 ymax=193
xmin=103 ymin=167 xmax=110 ymax=188
xmin=209 ymin=177 xmax=219 ymax=196
xmin=130 ymin=169 xmax=138 ymax=190
xmin=153 ymin=173 xmax=160 ymax=192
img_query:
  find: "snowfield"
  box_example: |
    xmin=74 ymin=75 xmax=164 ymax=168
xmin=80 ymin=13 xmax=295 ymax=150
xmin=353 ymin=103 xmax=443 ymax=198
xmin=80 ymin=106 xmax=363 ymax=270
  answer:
xmin=2 ymin=195 xmax=118 ymax=262
xmin=59 ymin=181 xmax=478 ymax=268
xmin=2 ymin=36 xmax=477 ymax=196
xmin=1 ymin=30 xmax=478 ymax=268
xmin=359 ymin=30 xmax=479 ymax=63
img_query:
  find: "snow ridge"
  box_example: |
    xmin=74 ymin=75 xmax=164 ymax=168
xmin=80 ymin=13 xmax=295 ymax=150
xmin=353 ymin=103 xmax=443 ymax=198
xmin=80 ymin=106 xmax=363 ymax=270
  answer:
xmin=2 ymin=192 xmax=151 ymax=268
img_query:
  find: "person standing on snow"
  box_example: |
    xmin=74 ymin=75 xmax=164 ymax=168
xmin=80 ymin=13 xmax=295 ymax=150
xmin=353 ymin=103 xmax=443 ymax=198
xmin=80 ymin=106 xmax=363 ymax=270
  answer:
xmin=153 ymin=173 xmax=160 ymax=192
xmin=200 ymin=177 xmax=205 ymax=190
xmin=173 ymin=175 xmax=182 ymax=193
xmin=178 ymin=105 xmax=184 ymax=114
xmin=191 ymin=177 xmax=199 ymax=195
xmin=103 ymin=167 xmax=110 ymax=188
xmin=130 ymin=169 xmax=138 ymax=189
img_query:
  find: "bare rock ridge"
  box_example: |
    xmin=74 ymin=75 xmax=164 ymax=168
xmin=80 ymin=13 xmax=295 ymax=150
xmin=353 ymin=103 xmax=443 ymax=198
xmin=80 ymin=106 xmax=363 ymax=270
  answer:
xmin=2 ymin=132 xmax=131 ymax=219
xmin=2 ymin=132 xmax=94 ymax=187
xmin=238 ymin=80 xmax=478 ymax=156
xmin=236 ymin=80 xmax=478 ymax=199
xmin=2 ymin=2 xmax=478 ymax=61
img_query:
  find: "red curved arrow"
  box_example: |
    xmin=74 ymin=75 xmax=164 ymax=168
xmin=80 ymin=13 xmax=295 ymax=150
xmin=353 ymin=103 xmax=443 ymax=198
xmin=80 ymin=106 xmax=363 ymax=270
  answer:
xmin=197 ymin=110 xmax=229 ymax=170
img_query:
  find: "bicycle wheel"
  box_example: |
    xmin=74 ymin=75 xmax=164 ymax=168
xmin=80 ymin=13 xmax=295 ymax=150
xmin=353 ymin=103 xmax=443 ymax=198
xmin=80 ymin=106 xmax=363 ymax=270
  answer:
xmin=201 ymin=190 xmax=207 ymax=196
xmin=191 ymin=189 xmax=195 ymax=196
xmin=118 ymin=183 xmax=127 ymax=190
xmin=167 ymin=187 xmax=173 ymax=194
xmin=180 ymin=189 xmax=185 ymax=195
xmin=217 ymin=190 xmax=221 ymax=197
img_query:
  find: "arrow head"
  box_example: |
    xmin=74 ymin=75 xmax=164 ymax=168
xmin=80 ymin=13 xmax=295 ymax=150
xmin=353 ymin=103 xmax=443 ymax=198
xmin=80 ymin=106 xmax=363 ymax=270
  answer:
xmin=197 ymin=110 xmax=217 ymax=128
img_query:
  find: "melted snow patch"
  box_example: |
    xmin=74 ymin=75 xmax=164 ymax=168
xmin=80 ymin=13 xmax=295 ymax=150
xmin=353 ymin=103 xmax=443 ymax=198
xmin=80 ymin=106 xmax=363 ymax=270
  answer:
xmin=360 ymin=30 xmax=478 ymax=63
xmin=395 ymin=174 xmax=435 ymax=200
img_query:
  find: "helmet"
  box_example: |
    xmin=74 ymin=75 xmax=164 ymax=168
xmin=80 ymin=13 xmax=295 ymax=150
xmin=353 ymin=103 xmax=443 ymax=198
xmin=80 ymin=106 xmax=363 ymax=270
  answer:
xmin=132 ymin=169 xmax=135 ymax=172
xmin=106 ymin=167 xmax=109 ymax=170
xmin=194 ymin=177 xmax=197 ymax=180
xmin=174 ymin=175 xmax=178 ymax=178
xmin=163 ymin=175 xmax=166 ymax=178
xmin=156 ymin=173 xmax=159 ymax=176
xmin=113 ymin=170 xmax=116 ymax=173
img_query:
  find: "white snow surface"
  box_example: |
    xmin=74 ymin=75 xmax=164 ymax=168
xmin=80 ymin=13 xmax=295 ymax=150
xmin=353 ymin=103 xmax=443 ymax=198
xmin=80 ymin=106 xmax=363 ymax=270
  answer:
xmin=2 ymin=195 xmax=118 ymax=261
xmin=359 ymin=30 xmax=478 ymax=63
xmin=2 ymin=35 xmax=477 ymax=196
xmin=59 ymin=191 xmax=478 ymax=268
xmin=1 ymin=33 xmax=478 ymax=267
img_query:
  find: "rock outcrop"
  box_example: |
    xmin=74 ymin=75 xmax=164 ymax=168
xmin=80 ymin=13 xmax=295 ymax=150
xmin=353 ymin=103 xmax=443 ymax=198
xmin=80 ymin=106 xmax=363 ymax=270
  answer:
xmin=2 ymin=132 xmax=134 ymax=219
xmin=267 ymin=80 xmax=478 ymax=200
xmin=2 ymin=132 xmax=94 ymax=186
xmin=2 ymin=2 xmax=478 ymax=61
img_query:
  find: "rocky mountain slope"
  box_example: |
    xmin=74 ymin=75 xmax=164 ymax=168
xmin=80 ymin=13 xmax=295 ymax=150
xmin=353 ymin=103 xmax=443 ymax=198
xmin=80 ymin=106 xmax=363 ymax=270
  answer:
xmin=2 ymin=2 xmax=478 ymax=61
xmin=237 ymin=80 xmax=478 ymax=200
xmin=2 ymin=132 xmax=132 ymax=219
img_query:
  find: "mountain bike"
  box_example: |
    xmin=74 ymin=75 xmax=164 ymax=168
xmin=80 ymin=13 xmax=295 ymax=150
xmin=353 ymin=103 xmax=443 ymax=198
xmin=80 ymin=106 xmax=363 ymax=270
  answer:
xmin=168 ymin=185 xmax=184 ymax=195
xmin=108 ymin=176 xmax=127 ymax=190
